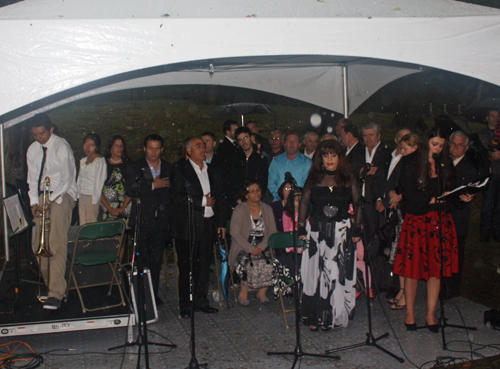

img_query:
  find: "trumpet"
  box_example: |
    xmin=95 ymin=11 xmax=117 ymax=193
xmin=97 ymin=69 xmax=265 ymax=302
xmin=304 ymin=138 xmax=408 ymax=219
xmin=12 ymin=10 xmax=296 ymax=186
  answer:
xmin=36 ymin=176 xmax=52 ymax=302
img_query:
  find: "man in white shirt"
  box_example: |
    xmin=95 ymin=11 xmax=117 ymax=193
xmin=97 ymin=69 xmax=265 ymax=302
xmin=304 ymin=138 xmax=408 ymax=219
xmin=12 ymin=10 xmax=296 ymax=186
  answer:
xmin=27 ymin=113 xmax=77 ymax=310
xmin=303 ymin=132 xmax=319 ymax=159
xmin=446 ymin=130 xmax=478 ymax=298
xmin=171 ymin=137 xmax=227 ymax=317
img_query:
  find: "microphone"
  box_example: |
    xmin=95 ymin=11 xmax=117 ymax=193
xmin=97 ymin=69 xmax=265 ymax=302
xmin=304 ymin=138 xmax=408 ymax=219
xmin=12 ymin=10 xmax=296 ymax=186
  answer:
xmin=134 ymin=167 xmax=152 ymax=182
xmin=359 ymin=163 xmax=371 ymax=181
xmin=432 ymin=153 xmax=444 ymax=167
xmin=285 ymin=172 xmax=297 ymax=185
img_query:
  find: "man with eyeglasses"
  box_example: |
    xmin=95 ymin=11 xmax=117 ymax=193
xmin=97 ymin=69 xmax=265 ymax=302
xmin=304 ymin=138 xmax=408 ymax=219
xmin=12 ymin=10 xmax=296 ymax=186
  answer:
xmin=234 ymin=127 xmax=268 ymax=199
xmin=446 ymin=130 xmax=479 ymax=297
xmin=267 ymin=130 xmax=285 ymax=159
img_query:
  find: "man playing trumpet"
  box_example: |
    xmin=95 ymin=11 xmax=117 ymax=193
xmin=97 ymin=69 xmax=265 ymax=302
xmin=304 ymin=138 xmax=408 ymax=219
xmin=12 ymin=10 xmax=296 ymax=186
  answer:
xmin=27 ymin=113 xmax=77 ymax=310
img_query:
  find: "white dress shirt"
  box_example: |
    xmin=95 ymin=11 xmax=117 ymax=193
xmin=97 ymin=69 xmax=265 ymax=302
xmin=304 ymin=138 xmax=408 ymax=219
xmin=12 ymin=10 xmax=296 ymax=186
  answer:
xmin=453 ymin=155 xmax=465 ymax=167
xmin=77 ymin=156 xmax=107 ymax=204
xmin=189 ymin=158 xmax=214 ymax=218
xmin=387 ymin=149 xmax=403 ymax=180
xmin=346 ymin=140 xmax=359 ymax=156
xmin=27 ymin=134 xmax=78 ymax=205
xmin=304 ymin=150 xmax=315 ymax=159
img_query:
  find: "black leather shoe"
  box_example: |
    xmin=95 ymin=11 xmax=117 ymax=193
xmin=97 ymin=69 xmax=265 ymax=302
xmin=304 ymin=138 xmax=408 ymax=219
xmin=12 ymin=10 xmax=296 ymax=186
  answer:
xmin=195 ymin=306 xmax=219 ymax=314
xmin=180 ymin=309 xmax=191 ymax=318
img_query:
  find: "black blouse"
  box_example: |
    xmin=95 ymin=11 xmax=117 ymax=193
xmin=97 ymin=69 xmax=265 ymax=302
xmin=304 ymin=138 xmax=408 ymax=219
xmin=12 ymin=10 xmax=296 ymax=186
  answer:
xmin=398 ymin=152 xmax=446 ymax=216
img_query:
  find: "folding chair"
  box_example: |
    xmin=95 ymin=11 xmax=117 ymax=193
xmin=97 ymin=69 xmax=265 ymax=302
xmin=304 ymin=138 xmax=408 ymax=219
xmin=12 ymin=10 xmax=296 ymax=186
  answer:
xmin=162 ymin=241 xmax=178 ymax=289
xmin=65 ymin=220 xmax=126 ymax=313
xmin=209 ymin=241 xmax=223 ymax=306
xmin=268 ymin=231 xmax=303 ymax=329
xmin=226 ymin=220 xmax=239 ymax=303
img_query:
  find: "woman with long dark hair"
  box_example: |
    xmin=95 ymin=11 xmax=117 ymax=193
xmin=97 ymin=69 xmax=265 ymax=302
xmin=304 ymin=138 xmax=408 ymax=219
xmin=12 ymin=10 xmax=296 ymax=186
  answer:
xmin=393 ymin=127 xmax=459 ymax=332
xmin=77 ymin=132 xmax=107 ymax=224
xmin=100 ymin=135 xmax=132 ymax=222
xmin=298 ymin=139 xmax=361 ymax=331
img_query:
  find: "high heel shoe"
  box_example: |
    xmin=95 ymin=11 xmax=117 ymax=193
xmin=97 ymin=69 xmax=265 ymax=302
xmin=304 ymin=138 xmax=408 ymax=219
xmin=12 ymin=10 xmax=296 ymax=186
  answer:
xmin=426 ymin=320 xmax=440 ymax=333
xmin=405 ymin=315 xmax=417 ymax=331
xmin=405 ymin=322 xmax=417 ymax=331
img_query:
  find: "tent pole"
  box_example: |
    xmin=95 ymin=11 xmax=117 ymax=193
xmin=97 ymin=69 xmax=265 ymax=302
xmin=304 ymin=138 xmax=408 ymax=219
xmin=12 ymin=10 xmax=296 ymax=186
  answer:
xmin=1 ymin=124 xmax=9 ymax=261
xmin=342 ymin=66 xmax=349 ymax=118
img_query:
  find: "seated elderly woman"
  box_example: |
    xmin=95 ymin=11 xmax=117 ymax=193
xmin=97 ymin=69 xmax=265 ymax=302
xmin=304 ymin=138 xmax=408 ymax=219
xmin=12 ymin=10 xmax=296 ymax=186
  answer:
xmin=229 ymin=181 xmax=277 ymax=306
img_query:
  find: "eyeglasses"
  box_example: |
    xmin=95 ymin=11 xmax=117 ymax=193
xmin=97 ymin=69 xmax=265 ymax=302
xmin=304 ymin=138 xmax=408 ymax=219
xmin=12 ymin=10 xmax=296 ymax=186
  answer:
xmin=284 ymin=187 xmax=292 ymax=191
xmin=271 ymin=137 xmax=282 ymax=141
xmin=449 ymin=143 xmax=467 ymax=148
xmin=247 ymin=189 xmax=262 ymax=194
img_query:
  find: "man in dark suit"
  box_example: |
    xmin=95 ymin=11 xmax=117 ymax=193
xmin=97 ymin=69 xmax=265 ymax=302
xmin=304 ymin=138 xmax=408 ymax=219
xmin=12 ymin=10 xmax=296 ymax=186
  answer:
xmin=234 ymin=126 xmax=269 ymax=191
xmin=361 ymin=122 xmax=393 ymax=254
xmin=171 ymin=137 xmax=228 ymax=317
xmin=445 ymin=130 xmax=479 ymax=298
xmin=215 ymin=120 xmax=240 ymax=208
xmin=374 ymin=128 xmax=411 ymax=296
xmin=126 ymin=134 xmax=172 ymax=305
xmin=339 ymin=121 xmax=365 ymax=176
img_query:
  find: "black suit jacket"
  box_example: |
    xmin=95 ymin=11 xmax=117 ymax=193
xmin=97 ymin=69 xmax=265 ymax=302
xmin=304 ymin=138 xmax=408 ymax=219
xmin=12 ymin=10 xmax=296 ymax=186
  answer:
xmin=170 ymin=159 xmax=228 ymax=240
xmin=126 ymin=158 xmax=173 ymax=229
xmin=346 ymin=141 xmax=365 ymax=177
xmin=365 ymin=142 xmax=393 ymax=203
xmin=450 ymin=155 xmax=479 ymax=236
xmin=215 ymin=137 xmax=241 ymax=207
xmin=380 ymin=154 xmax=403 ymax=208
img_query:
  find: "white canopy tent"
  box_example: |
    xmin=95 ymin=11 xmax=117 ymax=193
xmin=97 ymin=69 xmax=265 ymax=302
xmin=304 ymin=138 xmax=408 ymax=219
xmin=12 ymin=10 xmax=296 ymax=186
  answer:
xmin=1 ymin=0 xmax=500 ymax=255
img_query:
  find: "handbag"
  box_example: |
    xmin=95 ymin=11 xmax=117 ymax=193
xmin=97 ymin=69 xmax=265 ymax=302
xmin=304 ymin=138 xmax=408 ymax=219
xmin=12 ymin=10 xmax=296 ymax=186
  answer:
xmin=235 ymin=250 xmax=274 ymax=289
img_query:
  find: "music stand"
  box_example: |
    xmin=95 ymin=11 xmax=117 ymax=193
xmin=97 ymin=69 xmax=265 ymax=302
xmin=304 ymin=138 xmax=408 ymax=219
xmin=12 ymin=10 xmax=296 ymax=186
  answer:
xmin=108 ymin=173 xmax=176 ymax=368
xmin=432 ymin=155 xmax=476 ymax=350
xmin=325 ymin=167 xmax=404 ymax=363
xmin=267 ymin=176 xmax=340 ymax=368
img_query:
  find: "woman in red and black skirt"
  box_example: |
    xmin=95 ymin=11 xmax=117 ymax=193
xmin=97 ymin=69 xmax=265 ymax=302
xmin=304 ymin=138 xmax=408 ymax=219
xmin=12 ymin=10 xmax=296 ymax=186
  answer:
xmin=393 ymin=127 xmax=459 ymax=332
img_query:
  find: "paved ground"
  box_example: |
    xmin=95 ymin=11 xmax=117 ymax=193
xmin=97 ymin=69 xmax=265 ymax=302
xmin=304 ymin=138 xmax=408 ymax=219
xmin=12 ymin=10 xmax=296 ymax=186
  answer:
xmin=1 ymin=269 xmax=499 ymax=369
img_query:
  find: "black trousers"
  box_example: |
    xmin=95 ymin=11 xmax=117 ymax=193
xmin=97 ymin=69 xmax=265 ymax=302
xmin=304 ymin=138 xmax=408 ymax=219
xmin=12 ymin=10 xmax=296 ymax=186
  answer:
xmin=176 ymin=217 xmax=216 ymax=311
xmin=139 ymin=221 xmax=168 ymax=298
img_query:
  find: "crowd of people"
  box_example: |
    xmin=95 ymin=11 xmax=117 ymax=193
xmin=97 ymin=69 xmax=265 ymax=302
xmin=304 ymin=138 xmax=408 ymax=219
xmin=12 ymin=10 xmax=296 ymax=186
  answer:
xmin=26 ymin=108 xmax=497 ymax=333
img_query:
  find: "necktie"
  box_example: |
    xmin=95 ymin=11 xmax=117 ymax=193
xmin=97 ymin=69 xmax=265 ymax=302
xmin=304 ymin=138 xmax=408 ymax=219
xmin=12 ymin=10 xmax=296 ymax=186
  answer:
xmin=37 ymin=147 xmax=47 ymax=195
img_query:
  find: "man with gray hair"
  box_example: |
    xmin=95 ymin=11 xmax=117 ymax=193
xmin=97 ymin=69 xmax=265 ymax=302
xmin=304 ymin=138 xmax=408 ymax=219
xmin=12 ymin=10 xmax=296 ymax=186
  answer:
xmin=302 ymin=131 xmax=319 ymax=159
xmin=361 ymin=121 xmax=392 ymax=257
xmin=171 ymin=136 xmax=228 ymax=317
xmin=446 ymin=130 xmax=479 ymax=298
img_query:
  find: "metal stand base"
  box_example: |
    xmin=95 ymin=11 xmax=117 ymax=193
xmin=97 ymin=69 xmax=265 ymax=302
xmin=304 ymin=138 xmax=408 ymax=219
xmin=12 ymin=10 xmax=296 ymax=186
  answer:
xmin=268 ymin=344 xmax=340 ymax=369
xmin=326 ymin=332 xmax=404 ymax=363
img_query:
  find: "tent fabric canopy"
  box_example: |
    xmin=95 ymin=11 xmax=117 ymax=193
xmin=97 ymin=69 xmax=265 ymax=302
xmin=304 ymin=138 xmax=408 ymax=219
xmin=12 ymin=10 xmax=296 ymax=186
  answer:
xmin=1 ymin=0 xmax=500 ymax=127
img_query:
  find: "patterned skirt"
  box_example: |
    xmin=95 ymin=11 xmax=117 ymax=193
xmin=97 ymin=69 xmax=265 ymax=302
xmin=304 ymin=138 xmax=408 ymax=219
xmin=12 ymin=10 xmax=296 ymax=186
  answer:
xmin=301 ymin=218 xmax=356 ymax=328
xmin=393 ymin=211 xmax=459 ymax=280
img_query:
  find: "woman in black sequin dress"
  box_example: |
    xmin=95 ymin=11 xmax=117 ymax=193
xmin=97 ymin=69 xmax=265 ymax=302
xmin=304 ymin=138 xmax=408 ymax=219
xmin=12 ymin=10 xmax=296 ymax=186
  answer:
xmin=298 ymin=140 xmax=362 ymax=331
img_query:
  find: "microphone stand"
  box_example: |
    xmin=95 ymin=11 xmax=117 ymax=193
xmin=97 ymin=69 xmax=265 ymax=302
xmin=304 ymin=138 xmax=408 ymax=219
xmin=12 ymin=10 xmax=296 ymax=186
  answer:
xmin=185 ymin=182 xmax=207 ymax=369
xmin=109 ymin=171 xmax=176 ymax=368
xmin=325 ymin=170 xmax=403 ymax=363
xmin=268 ymin=178 xmax=340 ymax=368
xmin=433 ymin=156 xmax=476 ymax=350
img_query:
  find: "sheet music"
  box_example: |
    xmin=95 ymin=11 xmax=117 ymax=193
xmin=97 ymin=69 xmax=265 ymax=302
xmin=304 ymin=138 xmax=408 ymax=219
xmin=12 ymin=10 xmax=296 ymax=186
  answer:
xmin=437 ymin=177 xmax=489 ymax=200
xmin=3 ymin=194 xmax=29 ymax=235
